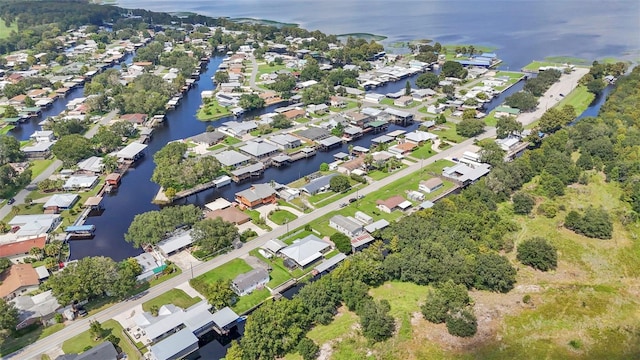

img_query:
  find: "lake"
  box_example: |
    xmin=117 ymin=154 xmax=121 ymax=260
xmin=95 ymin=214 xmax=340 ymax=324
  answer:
xmin=113 ymin=0 xmax=640 ymax=69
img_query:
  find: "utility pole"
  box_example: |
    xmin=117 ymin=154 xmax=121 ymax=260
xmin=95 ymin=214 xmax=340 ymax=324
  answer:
xmin=190 ymin=262 xmax=194 ymax=279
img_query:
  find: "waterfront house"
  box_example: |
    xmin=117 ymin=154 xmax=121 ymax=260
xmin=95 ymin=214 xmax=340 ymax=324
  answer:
xmin=329 ymin=215 xmax=363 ymax=238
xmin=63 ymin=175 xmax=98 ymax=191
xmin=0 ymin=236 xmax=47 ymax=260
xmin=268 ymin=134 xmax=302 ymax=150
xmin=0 ymin=264 xmax=40 ymax=300
xmin=262 ymin=239 xmax=287 ymax=256
xmin=8 ymin=214 xmax=61 ymax=239
xmin=313 ymin=253 xmax=347 ymax=275
xmin=76 ymin=156 xmax=104 ymax=174
xmin=306 ymin=103 xmax=329 ymax=115
xmin=231 ymin=268 xmax=270 ymax=296
xmin=337 ymin=156 xmax=365 ymax=175
xmin=405 ymin=130 xmax=438 ymax=145
xmin=29 ymin=130 xmax=55 ymax=143
xmin=296 ymin=127 xmax=331 ymax=142
xmin=376 ymin=195 xmax=411 ymax=213
xmin=280 ymin=234 xmax=331 ymax=268
xmin=230 ymin=162 xmax=265 ymax=182
xmin=364 ymin=93 xmax=385 ymax=103
xmin=214 ymin=150 xmax=251 ymax=168
xmin=133 ymin=252 xmax=165 ymax=282
xmin=299 ymin=173 xmax=338 ymax=195
xmin=43 ymin=194 xmax=79 ymax=213
xmin=219 ymin=120 xmax=257 ymax=137
xmin=412 ymin=88 xmax=436 ymax=101
xmin=205 ymin=206 xmax=251 ymax=225
xmin=394 ymin=96 xmax=414 ymax=107
xmin=494 ymin=106 xmax=521 ymax=118
xmin=58 ymin=341 xmax=118 ymax=360
xmin=419 ymin=178 xmax=444 ymax=193
xmin=187 ymin=131 xmax=226 ymax=147
xmin=22 ymin=141 xmax=54 ymax=159
xmin=235 ymin=183 xmax=277 ymax=208
xmin=211 ymin=306 xmax=240 ymax=333
xmin=385 ymin=108 xmax=414 ymax=124
xmin=105 ymin=173 xmax=121 ymax=187
xmin=442 ymin=162 xmax=491 ymax=186
xmin=343 ymin=126 xmax=363 ymax=140
xmin=157 ymin=230 xmax=194 ymax=257
xmin=317 ymin=136 xmax=342 ymax=151
xmin=364 ymin=219 xmax=390 ymax=234
xmin=120 ymin=113 xmax=147 ymax=125
xmin=282 ymin=108 xmax=306 ymax=121
xmin=12 ymin=290 xmax=61 ymax=330
xmin=344 ymin=111 xmax=371 ymax=127
xmin=239 ymin=140 xmax=280 ymax=160
xmin=389 ymin=142 xmax=417 ymax=155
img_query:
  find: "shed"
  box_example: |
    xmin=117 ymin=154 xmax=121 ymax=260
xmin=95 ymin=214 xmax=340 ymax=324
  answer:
xmin=115 ymin=142 xmax=147 ymax=161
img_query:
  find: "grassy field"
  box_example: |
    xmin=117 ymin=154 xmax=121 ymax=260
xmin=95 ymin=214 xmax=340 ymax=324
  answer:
xmin=0 ymin=20 xmax=17 ymax=39
xmin=29 ymin=159 xmax=54 ymax=180
xmin=294 ymin=171 xmax=640 ymax=359
xmin=141 ymin=288 xmax=201 ymax=312
xmin=409 ymin=143 xmax=436 ymax=161
xmin=249 ymin=249 xmax=292 ymax=287
xmin=148 ymin=264 xmax=182 ymax=287
xmin=224 ymin=136 xmax=242 ymax=145
xmin=62 ymin=320 xmax=139 ymax=359
xmin=268 ymin=209 xmax=297 ymax=225
xmin=556 ymin=85 xmax=595 ymax=116
xmin=0 ymin=323 xmax=65 ymax=356
xmin=257 ymin=63 xmax=287 ymax=77
xmin=233 ymin=288 xmax=271 ymax=314
xmin=431 ymin=122 xmax=465 ymax=144
xmin=197 ymin=99 xmax=231 ymax=121
xmin=522 ymin=60 xmax=572 ymax=72
xmin=193 ymin=258 xmax=252 ymax=285
xmin=0 ymin=125 xmax=14 ymax=135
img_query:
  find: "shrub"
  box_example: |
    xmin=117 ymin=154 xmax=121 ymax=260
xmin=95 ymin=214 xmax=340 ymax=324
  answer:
xmin=445 ymin=308 xmax=477 ymax=337
xmin=537 ymin=202 xmax=558 ymax=218
xmin=523 ymin=294 xmax=532 ymax=304
xmin=517 ymin=237 xmax=557 ymax=271
xmin=564 ymin=207 xmax=612 ymax=239
xmin=512 ymin=192 xmax=535 ymax=215
xmin=297 ymin=337 xmax=319 ymax=360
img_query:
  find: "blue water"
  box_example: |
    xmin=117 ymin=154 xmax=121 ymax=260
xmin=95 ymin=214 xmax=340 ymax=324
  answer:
xmin=115 ymin=0 xmax=640 ymax=69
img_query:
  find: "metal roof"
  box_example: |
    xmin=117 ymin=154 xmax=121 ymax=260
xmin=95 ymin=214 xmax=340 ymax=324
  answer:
xmin=313 ymin=252 xmax=347 ymax=273
xmin=214 ymin=150 xmax=250 ymax=167
xmin=149 ymin=328 xmax=198 ymax=360
xmin=211 ymin=306 xmax=239 ymax=329
xmin=280 ymin=234 xmax=330 ymax=267
xmin=157 ymin=230 xmax=194 ymax=254
xmin=115 ymin=142 xmax=147 ymax=159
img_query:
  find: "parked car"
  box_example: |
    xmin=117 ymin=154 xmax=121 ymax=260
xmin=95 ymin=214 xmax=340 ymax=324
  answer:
xmin=7 ymin=198 xmax=15 ymax=205
xmin=339 ymin=203 xmax=347 ymax=208
xmin=348 ymin=198 xmax=357 ymax=203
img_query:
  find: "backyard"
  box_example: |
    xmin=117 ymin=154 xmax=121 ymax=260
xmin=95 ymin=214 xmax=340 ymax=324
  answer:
xmin=141 ymin=288 xmax=201 ymax=312
xmin=62 ymin=320 xmax=139 ymax=360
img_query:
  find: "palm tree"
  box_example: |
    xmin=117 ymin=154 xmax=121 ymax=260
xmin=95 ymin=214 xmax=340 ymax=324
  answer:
xmin=44 ymin=241 xmax=63 ymax=259
xmin=348 ymin=145 xmax=354 ymax=157
xmin=29 ymin=247 xmax=43 ymax=261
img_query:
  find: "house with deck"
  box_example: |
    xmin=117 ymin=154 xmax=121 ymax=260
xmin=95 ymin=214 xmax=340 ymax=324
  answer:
xmin=235 ymin=183 xmax=277 ymax=208
xmin=281 ymin=234 xmax=332 ymax=269
xmin=231 ymin=268 xmax=270 ymax=296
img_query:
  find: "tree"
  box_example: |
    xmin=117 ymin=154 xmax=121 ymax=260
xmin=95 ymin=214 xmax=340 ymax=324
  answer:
xmin=539 ymin=171 xmax=565 ymax=198
xmin=505 ymin=91 xmax=537 ymax=111
xmin=191 ymin=217 xmax=238 ymax=255
xmin=89 ymin=320 xmax=105 ymax=340
xmin=357 ymin=299 xmax=395 ymax=342
xmin=415 ymin=72 xmax=439 ymax=89
xmin=301 ymin=83 xmax=331 ymax=105
xmin=102 ymin=155 xmax=118 ymax=173
xmin=125 ymin=205 xmax=202 ymax=248
xmin=225 ymin=340 xmax=243 ymax=360
xmin=441 ymin=61 xmax=467 ymax=79
xmin=47 ymin=256 xmax=120 ymax=305
xmin=92 ymin=126 xmax=121 ymax=153
xmin=474 ymin=253 xmax=516 ymax=293
xmin=456 ymin=118 xmax=485 ymax=138
xmin=213 ymin=70 xmax=229 ymax=84
xmin=564 ymin=207 xmax=612 ymax=239
xmin=29 ymin=247 xmax=43 ymax=260
xmin=329 ymin=174 xmax=351 ymax=193
xmin=51 ymin=135 xmax=94 ymax=167
xmin=3 ymin=105 xmax=18 ymax=118
xmin=205 ymin=279 xmax=236 ymax=310
xmin=271 ymin=114 xmax=292 ymax=129
xmin=0 ymin=257 xmax=11 ymax=274
xmin=405 ymin=80 xmax=411 ymax=95
xmin=0 ymin=135 xmax=23 ymax=165
xmin=479 ymin=141 xmax=506 ymax=166
xmin=319 ymin=162 xmax=329 ymax=172
xmin=297 ymin=337 xmax=320 ymax=360
xmin=0 ymin=298 xmax=19 ymax=334
xmin=496 ymin=116 xmax=523 ymax=139
xmin=445 ymin=308 xmax=477 ymax=337
xmin=517 ymin=237 xmax=557 ymax=271
xmin=586 ymin=79 xmax=605 ymax=94
xmin=330 ymin=232 xmax=352 ymax=254
xmin=512 ymin=192 xmax=535 ymax=215
xmin=110 ymin=121 xmax=137 ymax=138
xmin=238 ymin=93 xmax=265 ymax=111
xmin=462 ymin=109 xmax=477 ymax=120
xmin=421 ymin=280 xmax=471 ymax=323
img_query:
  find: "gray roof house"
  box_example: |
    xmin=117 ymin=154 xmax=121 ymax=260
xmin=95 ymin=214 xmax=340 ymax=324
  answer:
xmin=269 ymin=134 xmax=302 ymax=150
xmin=235 ymin=183 xmax=277 ymax=207
xmin=63 ymin=175 xmax=98 ymax=191
xmin=239 ymin=140 xmax=280 ymax=159
xmin=299 ymin=173 xmax=338 ymax=195
xmin=157 ymin=230 xmax=194 ymax=256
xmin=12 ymin=290 xmax=61 ymax=330
xmin=214 ymin=150 xmax=251 ymax=168
xmin=220 ymin=120 xmax=258 ymax=136
xmin=43 ymin=193 xmax=79 ymax=211
xmin=115 ymin=142 xmax=147 ymax=161
xmin=442 ymin=163 xmax=491 ymax=186
xmin=280 ymin=234 xmax=331 ymax=268
xmin=76 ymin=156 xmax=104 ymax=174
xmin=329 ymin=215 xmax=363 ymax=237
xmin=149 ymin=328 xmax=199 ymax=360
xmin=55 ymin=341 xmax=118 ymax=360
xmin=231 ymin=268 xmax=270 ymax=296
xmin=211 ymin=306 xmax=240 ymax=331
xmin=188 ymin=131 xmax=226 ymax=146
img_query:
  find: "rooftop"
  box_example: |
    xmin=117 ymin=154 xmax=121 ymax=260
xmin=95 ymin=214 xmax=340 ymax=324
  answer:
xmin=0 ymin=264 xmax=40 ymax=299
xmin=214 ymin=150 xmax=251 ymax=167
xmin=236 ymin=183 xmax=277 ymax=203
xmin=115 ymin=142 xmax=147 ymax=159
xmin=205 ymin=206 xmax=250 ymax=224
xmin=157 ymin=230 xmax=194 ymax=255
xmin=280 ymin=234 xmax=330 ymax=267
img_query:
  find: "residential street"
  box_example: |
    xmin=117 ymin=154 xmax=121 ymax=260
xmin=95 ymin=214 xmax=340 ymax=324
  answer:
xmin=5 ymin=67 xmax=585 ymax=359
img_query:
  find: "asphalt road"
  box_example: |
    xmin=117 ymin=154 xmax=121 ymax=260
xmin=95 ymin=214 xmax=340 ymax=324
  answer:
xmin=7 ymin=70 xmax=585 ymax=359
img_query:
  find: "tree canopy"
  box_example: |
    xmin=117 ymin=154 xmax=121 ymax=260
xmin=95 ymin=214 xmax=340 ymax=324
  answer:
xmin=517 ymin=237 xmax=557 ymax=271
xmin=51 ymin=134 xmax=94 ymax=167
xmin=151 ymin=142 xmax=222 ymax=191
xmin=191 ymin=217 xmax=238 ymax=255
xmin=505 ymin=91 xmax=538 ymax=111
xmin=329 ymin=174 xmax=351 ymax=193
xmin=124 ymin=205 xmax=202 ymax=247
xmin=456 ymin=118 xmax=485 ymax=138
xmin=441 ymin=61 xmax=467 ymax=79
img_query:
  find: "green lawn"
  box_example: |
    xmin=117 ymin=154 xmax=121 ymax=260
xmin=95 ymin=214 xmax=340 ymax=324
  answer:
xmin=257 ymin=63 xmax=287 ymax=77
xmin=148 ymin=264 xmax=182 ymax=287
xmin=197 ymin=99 xmax=231 ymax=121
xmin=522 ymin=60 xmax=568 ymax=72
xmin=249 ymin=249 xmax=293 ymax=288
xmin=555 ymin=85 xmax=595 ymax=116
xmin=494 ymin=71 xmax=526 ymax=80
xmin=330 ymin=101 xmax=358 ymax=112
xmin=483 ymin=110 xmax=499 ymax=126
xmin=0 ymin=20 xmax=17 ymax=39
xmin=268 ymin=209 xmax=297 ymax=225
xmin=0 ymin=125 xmax=15 ymax=135
xmin=193 ymin=258 xmax=252 ymax=285
xmin=431 ymin=122 xmax=465 ymax=144
xmin=206 ymin=143 xmax=226 ymax=151
xmin=142 ymin=288 xmax=201 ymax=312
xmin=544 ymin=56 xmax=591 ymax=65
xmin=29 ymin=159 xmax=55 ymax=181
xmin=370 ymin=281 xmax=429 ymax=340
xmin=224 ymin=136 xmax=242 ymax=145
xmin=0 ymin=323 xmax=65 ymax=356
xmin=244 ymin=209 xmax=272 ymax=230
xmin=232 ymin=288 xmax=271 ymax=314
xmin=410 ymin=143 xmax=436 ymax=160
xmin=62 ymin=320 xmax=139 ymax=359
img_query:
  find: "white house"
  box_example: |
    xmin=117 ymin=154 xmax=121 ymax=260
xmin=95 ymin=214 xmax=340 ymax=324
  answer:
xmin=419 ymin=178 xmax=444 ymax=193
xmin=231 ymin=268 xmax=269 ymax=296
